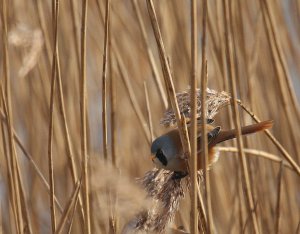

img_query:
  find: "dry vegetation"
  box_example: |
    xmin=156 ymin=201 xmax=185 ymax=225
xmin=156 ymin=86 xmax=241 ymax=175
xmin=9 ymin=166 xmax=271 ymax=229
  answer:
xmin=0 ymin=0 xmax=300 ymax=233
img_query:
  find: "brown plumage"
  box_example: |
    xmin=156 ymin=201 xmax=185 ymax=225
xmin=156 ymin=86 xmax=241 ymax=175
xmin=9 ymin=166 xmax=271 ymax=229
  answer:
xmin=151 ymin=120 xmax=274 ymax=172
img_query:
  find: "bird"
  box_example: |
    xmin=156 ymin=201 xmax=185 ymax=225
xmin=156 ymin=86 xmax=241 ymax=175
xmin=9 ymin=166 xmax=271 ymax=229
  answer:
xmin=151 ymin=120 xmax=273 ymax=178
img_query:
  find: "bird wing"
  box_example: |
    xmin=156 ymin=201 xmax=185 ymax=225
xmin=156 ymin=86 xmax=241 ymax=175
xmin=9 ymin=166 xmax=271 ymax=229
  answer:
xmin=196 ymin=126 xmax=221 ymax=150
xmin=207 ymin=126 xmax=221 ymax=144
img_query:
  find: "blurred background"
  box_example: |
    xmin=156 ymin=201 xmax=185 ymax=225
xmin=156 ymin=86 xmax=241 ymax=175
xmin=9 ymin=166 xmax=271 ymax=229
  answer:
xmin=0 ymin=0 xmax=299 ymax=233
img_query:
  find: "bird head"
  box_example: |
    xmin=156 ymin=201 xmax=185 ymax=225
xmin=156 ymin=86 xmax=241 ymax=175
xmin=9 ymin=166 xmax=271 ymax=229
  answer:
xmin=150 ymin=131 xmax=183 ymax=169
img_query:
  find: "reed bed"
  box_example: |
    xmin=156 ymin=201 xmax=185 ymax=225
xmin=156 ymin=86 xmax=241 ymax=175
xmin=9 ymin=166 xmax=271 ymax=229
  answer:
xmin=0 ymin=0 xmax=299 ymax=233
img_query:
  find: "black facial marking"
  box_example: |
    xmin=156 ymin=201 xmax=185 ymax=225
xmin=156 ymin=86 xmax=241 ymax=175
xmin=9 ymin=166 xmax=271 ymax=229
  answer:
xmin=156 ymin=149 xmax=168 ymax=166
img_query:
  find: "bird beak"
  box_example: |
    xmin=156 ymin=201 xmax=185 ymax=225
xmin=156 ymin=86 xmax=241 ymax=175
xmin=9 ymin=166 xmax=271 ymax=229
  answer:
xmin=151 ymin=155 xmax=156 ymax=162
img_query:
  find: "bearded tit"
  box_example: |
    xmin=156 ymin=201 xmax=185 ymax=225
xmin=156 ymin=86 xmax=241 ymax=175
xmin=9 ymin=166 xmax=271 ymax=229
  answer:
xmin=151 ymin=120 xmax=273 ymax=178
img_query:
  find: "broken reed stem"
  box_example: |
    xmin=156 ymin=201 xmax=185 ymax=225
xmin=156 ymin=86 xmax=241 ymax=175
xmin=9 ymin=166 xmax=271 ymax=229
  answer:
xmin=144 ymin=82 xmax=154 ymax=142
xmin=275 ymin=162 xmax=283 ymax=234
xmin=132 ymin=0 xmax=168 ymax=110
xmin=48 ymin=0 xmax=60 ymax=231
xmin=146 ymin=0 xmax=191 ymax=158
xmin=80 ymin=0 xmax=90 ymax=233
xmin=190 ymin=0 xmax=198 ymax=233
xmin=222 ymin=0 xmax=260 ymax=233
xmin=237 ymin=100 xmax=300 ymax=176
xmin=1 ymin=1 xmax=24 ymax=232
xmin=101 ymin=0 xmax=110 ymax=161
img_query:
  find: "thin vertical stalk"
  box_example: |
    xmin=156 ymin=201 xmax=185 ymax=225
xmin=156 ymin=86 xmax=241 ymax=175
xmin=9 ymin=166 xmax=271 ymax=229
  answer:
xmin=101 ymin=0 xmax=110 ymax=161
xmin=80 ymin=0 xmax=90 ymax=233
xmin=201 ymin=63 xmax=212 ymax=234
xmin=69 ymin=0 xmax=81 ymax=71
xmin=144 ymin=82 xmax=154 ymax=142
xmin=275 ymin=162 xmax=283 ymax=234
xmin=190 ymin=0 xmax=198 ymax=233
xmin=48 ymin=0 xmax=60 ymax=231
xmin=110 ymin=58 xmax=116 ymax=167
xmin=200 ymin=0 xmax=213 ymax=233
xmin=222 ymin=0 xmax=260 ymax=233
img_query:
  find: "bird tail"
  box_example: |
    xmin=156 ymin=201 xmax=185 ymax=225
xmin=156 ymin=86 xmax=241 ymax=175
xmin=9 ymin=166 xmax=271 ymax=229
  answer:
xmin=213 ymin=120 xmax=273 ymax=145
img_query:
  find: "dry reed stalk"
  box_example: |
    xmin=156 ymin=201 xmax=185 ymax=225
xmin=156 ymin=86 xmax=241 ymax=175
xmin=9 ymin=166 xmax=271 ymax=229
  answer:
xmin=1 ymin=1 xmax=24 ymax=232
xmin=101 ymin=0 xmax=110 ymax=161
xmin=110 ymin=57 xmax=117 ymax=167
xmin=200 ymin=0 xmax=213 ymax=232
xmin=190 ymin=0 xmax=199 ymax=233
xmin=238 ymin=101 xmax=300 ymax=176
xmin=275 ymin=162 xmax=283 ymax=234
xmin=80 ymin=0 xmax=90 ymax=233
xmin=132 ymin=0 xmax=168 ymax=110
xmin=55 ymin=180 xmax=81 ymax=234
xmin=69 ymin=0 xmax=81 ymax=71
xmin=109 ymin=58 xmax=119 ymax=233
xmin=201 ymin=62 xmax=212 ymax=234
xmin=35 ymin=0 xmax=52 ymax=66
xmin=48 ymin=0 xmax=60 ymax=231
xmin=222 ymin=0 xmax=260 ymax=233
xmin=144 ymin=82 xmax=154 ymax=142
xmin=101 ymin=1 xmax=114 ymax=232
xmin=217 ymin=147 xmax=294 ymax=171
